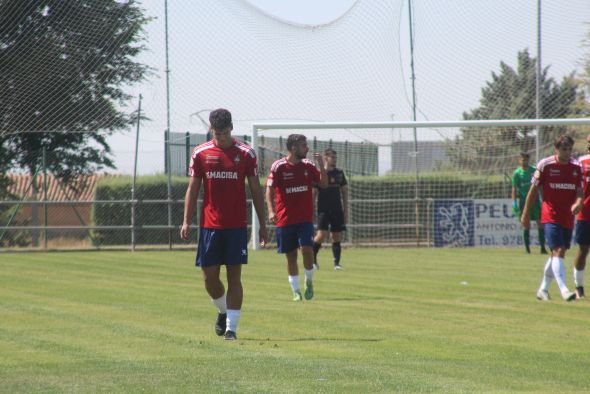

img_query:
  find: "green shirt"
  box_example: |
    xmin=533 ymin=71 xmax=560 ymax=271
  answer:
xmin=512 ymin=165 xmax=536 ymax=200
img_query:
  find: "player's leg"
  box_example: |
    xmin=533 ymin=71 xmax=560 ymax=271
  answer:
xmin=573 ymin=220 xmax=590 ymax=298
xmin=298 ymin=222 xmax=316 ymax=300
xmin=222 ymin=228 xmax=248 ymax=340
xmin=331 ymin=231 xmax=342 ymax=269
xmin=545 ymin=224 xmax=576 ymax=301
xmin=277 ymin=225 xmax=302 ymax=301
xmin=330 ymin=210 xmax=345 ymax=269
xmin=537 ymin=255 xmax=554 ymax=301
xmin=313 ymin=212 xmax=329 ymax=269
xmin=196 ymin=228 xmax=227 ymax=336
xmin=519 ymin=198 xmax=531 ymax=253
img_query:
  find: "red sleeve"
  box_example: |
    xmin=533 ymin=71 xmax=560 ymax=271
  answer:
xmin=189 ymin=151 xmax=203 ymax=177
xmin=245 ymin=151 xmax=259 ymax=177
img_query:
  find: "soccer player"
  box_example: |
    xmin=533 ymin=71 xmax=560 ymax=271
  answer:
xmin=266 ymin=134 xmax=328 ymax=301
xmin=512 ymin=152 xmax=547 ymax=254
xmin=312 ymin=148 xmax=348 ymax=270
xmin=180 ymin=108 xmax=268 ymax=340
xmin=521 ymin=134 xmax=583 ymax=302
xmin=573 ymin=134 xmax=590 ymax=299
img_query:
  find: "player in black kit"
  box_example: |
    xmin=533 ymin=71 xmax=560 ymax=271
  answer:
xmin=312 ymin=148 xmax=348 ymax=270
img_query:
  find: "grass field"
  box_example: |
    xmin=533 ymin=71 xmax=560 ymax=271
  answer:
xmin=1 ymin=247 xmax=590 ymax=393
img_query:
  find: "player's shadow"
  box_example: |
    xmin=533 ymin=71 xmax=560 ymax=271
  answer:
xmin=239 ymin=337 xmax=383 ymax=342
xmin=321 ymin=297 xmax=389 ymax=302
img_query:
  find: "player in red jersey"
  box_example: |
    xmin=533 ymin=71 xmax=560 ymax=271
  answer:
xmin=181 ymin=108 xmax=268 ymax=340
xmin=265 ymin=134 xmax=327 ymax=301
xmin=573 ymin=134 xmax=590 ymax=299
xmin=521 ymin=134 xmax=583 ymax=302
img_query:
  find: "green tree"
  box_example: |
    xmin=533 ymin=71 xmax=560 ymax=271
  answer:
xmin=0 ymin=0 xmax=151 ymax=178
xmin=448 ymin=50 xmax=582 ymax=171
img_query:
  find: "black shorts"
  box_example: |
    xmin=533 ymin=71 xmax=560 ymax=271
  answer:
xmin=317 ymin=210 xmax=346 ymax=232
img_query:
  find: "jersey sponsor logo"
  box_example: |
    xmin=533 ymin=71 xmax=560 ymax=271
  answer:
xmin=206 ymin=171 xmax=238 ymax=179
xmin=549 ymin=169 xmax=561 ymax=176
xmin=285 ymin=185 xmax=308 ymax=194
xmin=205 ymin=154 xmax=220 ymax=164
xmin=549 ymin=182 xmax=576 ymax=190
xmin=283 ymin=172 xmax=294 ymax=180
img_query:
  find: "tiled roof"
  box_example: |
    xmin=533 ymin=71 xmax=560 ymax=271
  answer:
xmin=5 ymin=174 xmax=104 ymax=201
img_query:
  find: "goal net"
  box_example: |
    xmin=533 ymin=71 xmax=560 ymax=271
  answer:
xmin=252 ymin=118 xmax=590 ymax=248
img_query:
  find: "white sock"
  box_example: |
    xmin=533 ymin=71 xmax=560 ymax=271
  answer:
xmin=551 ymin=257 xmax=570 ymax=295
xmin=211 ymin=294 xmax=227 ymax=314
xmin=288 ymin=275 xmax=300 ymax=292
xmin=226 ymin=309 xmax=240 ymax=333
xmin=574 ymin=268 xmax=585 ymax=288
xmin=304 ymin=268 xmax=314 ymax=282
xmin=540 ymin=257 xmax=554 ymax=291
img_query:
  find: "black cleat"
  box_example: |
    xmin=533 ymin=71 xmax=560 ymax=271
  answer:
xmin=576 ymin=286 xmax=585 ymax=299
xmin=525 ymin=245 xmax=531 ymax=254
xmin=540 ymin=247 xmax=548 ymax=254
xmin=224 ymin=330 xmax=237 ymax=340
xmin=215 ymin=313 xmax=227 ymax=336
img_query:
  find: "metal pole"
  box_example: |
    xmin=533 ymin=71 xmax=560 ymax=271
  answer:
xmin=408 ymin=0 xmax=421 ymax=246
xmin=165 ymin=0 xmax=173 ymax=249
xmin=535 ymin=0 xmax=542 ymax=163
xmin=42 ymin=146 xmax=48 ymax=250
xmin=131 ymin=94 xmax=142 ymax=251
xmin=251 ymin=125 xmax=260 ymax=250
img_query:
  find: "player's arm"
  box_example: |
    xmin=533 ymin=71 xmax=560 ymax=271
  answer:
xmin=511 ymin=173 xmax=518 ymax=210
xmin=520 ymin=183 xmax=538 ymax=229
xmin=341 ymin=184 xmax=349 ymax=223
xmin=265 ymin=182 xmax=277 ymax=224
xmin=314 ymin=153 xmax=328 ymax=188
xmin=572 ymin=185 xmax=584 ymax=215
xmin=247 ymin=175 xmax=268 ymax=246
xmin=180 ymin=176 xmax=202 ymax=240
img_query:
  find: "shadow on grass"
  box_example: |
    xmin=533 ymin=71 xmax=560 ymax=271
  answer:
xmin=238 ymin=337 xmax=384 ymax=342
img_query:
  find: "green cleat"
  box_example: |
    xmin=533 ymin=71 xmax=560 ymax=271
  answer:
xmin=304 ymin=279 xmax=314 ymax=300
xmin=293 ymin=291 xmax=303 ymax=302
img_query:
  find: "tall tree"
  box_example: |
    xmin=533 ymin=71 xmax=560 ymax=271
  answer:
xmin=0 ymin=0 xmax=151 ymax=178
xmin=448 ymin=50 xmax=581 ymax=171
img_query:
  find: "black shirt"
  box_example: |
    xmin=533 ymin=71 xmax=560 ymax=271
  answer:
xmin=316 ymin=168 xmax=347 ymax=212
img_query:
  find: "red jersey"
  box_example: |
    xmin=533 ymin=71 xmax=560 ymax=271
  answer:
xmin=189 ymin=139 xmax=258 ymax=229
xmin=532 ymin=155 xmax=582 ymax=229
xmin=578 ymin=154 xmax=590 ymax=221
xmin=267 ymin=158 xmax=320 ymax=227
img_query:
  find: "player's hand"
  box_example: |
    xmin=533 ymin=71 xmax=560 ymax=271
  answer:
xmin=520 ymin=213 xmax=530 ymax=229
xmin=180 ymin=223 xmax=190 ymax=240
xmin=268 ymin=212 xmax=277 ymax=224
xmin=314 ymin=152 xmax=323 ymax=166
xmin=572 ymin=202 xmax=583 ymax=215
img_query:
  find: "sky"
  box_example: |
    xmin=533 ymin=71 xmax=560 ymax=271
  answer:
xmin=108 ymin=0 xmax=590 ymax=175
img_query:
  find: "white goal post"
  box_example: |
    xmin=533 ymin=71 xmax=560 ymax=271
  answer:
xmin=250 ymin=118 xmax=590 ymax=249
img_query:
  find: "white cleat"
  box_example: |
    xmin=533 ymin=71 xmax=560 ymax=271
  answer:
xmin=536 ymin=290 xmax=550 ymax=301
xmin=334 ymin=264 xmax=343 ymax=270
xmin=561 ymin=291 xmax=577 ymax=302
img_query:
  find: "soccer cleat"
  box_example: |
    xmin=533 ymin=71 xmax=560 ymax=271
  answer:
xmin=536 ymin=290 xmax=550 ymax=301
xmin=313 ymin=263 xmax=320 ymax=270
xmin=334 ymin=264 xmax=343 ymax=270
xmin=525 ymin=245 xmax=531 ymax=254
xmin=215 ymin=313 xmax=227 ymax=336
xmin=562 ymin=291 xmax=577 ymax=302
xmin=304 ymin=279 xmax=314 ymax=300
xmin=540 ymin=247 xmax=548 ymax=255
xmin=292 ymin=291 xmax=303 ymax=302
xmin=576 ymin=286 xmax=585 ymax=299
xmin=223 ymin=330 xmax=237 ymax=340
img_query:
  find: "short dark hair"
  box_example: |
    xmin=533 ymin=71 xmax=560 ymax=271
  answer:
xmin=209 ymin=108 xmax=232 ymax=131
xmin=519 ymin=152 xmax=530 ymax=159
xmin=286 ymin=134 xmax=307 ymax=151
xmin=554 ymin=134 xmax=574 ymax=149
xmin=324 ymin=148 xmax=337 ymax=156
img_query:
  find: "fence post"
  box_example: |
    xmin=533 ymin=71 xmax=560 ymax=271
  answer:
xmin=185 ymin=131 xmax=190 ymax=176
xmin=42 ymin=147 xmax=48 ymax=250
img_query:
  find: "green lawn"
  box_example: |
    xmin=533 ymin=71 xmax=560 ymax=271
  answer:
xmin=1 ymin=248 xmax=589 ymax=393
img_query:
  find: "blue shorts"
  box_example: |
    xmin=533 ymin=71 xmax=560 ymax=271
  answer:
xmin=575 ymin=220 xmax=590 ymax=245
xmin=196 ymin=228 xmax=248 ymax=267
xmin=275 ymin=222 xmax=314 ymax=253
xmin=543 ymin=223 xmax=573 ymax=250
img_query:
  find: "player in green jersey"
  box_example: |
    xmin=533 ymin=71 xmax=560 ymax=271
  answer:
xmin=512 ymin=152 xmax=547 ymax=254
